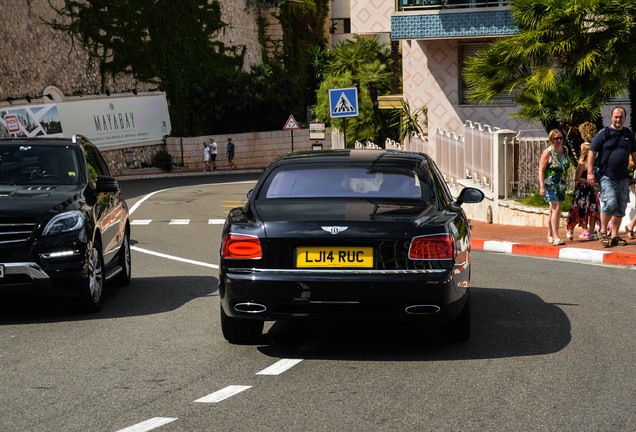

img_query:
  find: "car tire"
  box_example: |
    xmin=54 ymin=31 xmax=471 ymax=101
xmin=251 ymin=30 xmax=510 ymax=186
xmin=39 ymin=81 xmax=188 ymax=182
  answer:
xmin=79 ymin=241 xmax=105 ymax=312
xmin=448 ymin=297 xmax=471 ymax=342
xmin=220 ymin=304 xmax=264 ymax=344
xmin=114 ymin=230 xmax=131 ymax=286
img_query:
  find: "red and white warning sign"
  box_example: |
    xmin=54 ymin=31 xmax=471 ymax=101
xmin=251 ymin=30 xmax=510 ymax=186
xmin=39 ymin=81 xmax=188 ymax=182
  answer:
xmin=4 ymin=114 xmax=20 ymax=133
xmin=283 ymin=115 xmax=300 ymax=130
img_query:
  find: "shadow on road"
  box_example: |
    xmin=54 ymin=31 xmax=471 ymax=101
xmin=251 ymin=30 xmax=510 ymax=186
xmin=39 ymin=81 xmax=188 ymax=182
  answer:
xmin=0 ymin=276 xmax=217 ymax=324
xmin=257 ymin=287 xmax=572 ymax=361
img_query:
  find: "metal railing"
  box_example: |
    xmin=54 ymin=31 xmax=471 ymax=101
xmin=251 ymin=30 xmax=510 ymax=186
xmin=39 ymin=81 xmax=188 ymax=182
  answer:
xmin=331 ymin=122 xmax=552 ymax=199
xmin=503 ymin=136 xmax=547 ymax=199
xmin=398 ymin=0 xmax=510 ymax=11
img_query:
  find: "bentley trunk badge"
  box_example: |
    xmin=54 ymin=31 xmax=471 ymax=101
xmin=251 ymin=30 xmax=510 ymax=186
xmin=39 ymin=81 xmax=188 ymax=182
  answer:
xmin=321 ymin=226 xmax=348 ymax=235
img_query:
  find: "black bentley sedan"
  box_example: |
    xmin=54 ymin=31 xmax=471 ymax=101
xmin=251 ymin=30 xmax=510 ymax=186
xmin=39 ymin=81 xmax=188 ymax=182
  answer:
xmin=0 ymin=135 xmax=131 ymax=311
xmin=219 ymin=149 xmax=484 ymax=343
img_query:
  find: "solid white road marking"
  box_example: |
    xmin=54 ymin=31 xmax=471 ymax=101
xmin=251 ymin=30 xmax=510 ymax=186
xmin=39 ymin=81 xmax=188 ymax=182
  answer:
xmin=127 ymin=181 xmax=256 ymax=268
xmin=256 ymin=359 xmax=303 ymax=375
xmin=169 ymin=219 xmax=190 ymax=225
xmin=208 ymin=219 xmax=226 ymax=224
xmin=131 ymin=219 xmax=152 ymax=225
xmin=128 ymin=181 xmax=256 ymax=215
xmin=194 ymin=385 xmax=252 ymax=403
xmin=131 ymin=246 xmax=218 ymax=269
xmin=114 ymin=417 xmax=178 ymax=432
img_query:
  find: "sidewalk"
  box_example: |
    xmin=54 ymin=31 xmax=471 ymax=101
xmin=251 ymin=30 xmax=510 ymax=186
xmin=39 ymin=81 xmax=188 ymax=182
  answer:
xmin=471 ymin=220 xmax=636 ymax=266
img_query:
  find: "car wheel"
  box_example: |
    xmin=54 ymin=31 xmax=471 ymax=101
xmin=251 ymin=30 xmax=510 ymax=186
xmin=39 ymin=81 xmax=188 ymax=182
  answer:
xmin=220 ymin=304 xmax=264 ymax=344
xmin=448 ymin=298 xmax=471 ymax=342
xmin=114 ymin=231 xmax=131 ymax=286
xmin=80 ymin=242 xmax=104 ymax=312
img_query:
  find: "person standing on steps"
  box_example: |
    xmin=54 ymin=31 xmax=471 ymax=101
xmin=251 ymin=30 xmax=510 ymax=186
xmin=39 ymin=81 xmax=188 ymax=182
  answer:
xmin=539 ymin=129 xmax=570 ymax=246
xmin=227 ymin=137 xmax=237 ymax=170
xmin=587 ymin=106 xmax=636 ymax=247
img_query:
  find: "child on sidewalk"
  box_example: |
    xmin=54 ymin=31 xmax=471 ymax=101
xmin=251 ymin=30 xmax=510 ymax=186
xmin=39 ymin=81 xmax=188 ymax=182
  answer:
xmin=566 ymin=123 xmax=601 ymax=240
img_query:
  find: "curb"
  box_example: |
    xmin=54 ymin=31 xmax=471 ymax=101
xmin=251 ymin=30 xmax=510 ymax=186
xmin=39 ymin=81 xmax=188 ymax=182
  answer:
xmin=472 ymin=239 xmax=636 ymax=266
xmin=115 ymin=168 xmax=264 ymax=181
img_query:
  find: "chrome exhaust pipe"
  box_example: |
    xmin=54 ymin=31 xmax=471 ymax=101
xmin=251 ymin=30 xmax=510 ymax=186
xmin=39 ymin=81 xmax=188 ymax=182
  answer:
xmin=405 ymin=304 xmax=441 ymax=315
xmin=234 ymin=302 xmax=267 ymax=314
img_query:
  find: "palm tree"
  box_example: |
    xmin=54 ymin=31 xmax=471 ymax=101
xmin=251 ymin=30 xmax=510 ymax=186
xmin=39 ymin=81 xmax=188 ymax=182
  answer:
xmin=357 ymin=60 xmax=391 ymax=146
xmin=313 ymin=35 xmax=393 ymax=146
xmin=392 ymin=99 xmax=428 ymax=146
xmin=464 ymin=0 xmax=636 ymax=132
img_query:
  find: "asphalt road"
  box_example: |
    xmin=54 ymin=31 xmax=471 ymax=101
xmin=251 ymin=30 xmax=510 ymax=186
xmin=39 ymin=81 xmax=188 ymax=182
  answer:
xmin=0 ymin=175 xmax=634 ymax=432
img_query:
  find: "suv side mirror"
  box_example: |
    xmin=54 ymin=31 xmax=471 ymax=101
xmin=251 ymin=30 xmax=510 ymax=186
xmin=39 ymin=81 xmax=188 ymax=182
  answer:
xmin=95 ymin=175 xmax=119 ymax=193
xmin=455 ymin=187 xmax=484 ymax=206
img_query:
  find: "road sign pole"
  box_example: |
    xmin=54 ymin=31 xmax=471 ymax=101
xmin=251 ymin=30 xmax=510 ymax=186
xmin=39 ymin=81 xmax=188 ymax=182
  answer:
xmin=291 ymin=130 xmax=294 ymax=152
xmin=343 ymin=118 xmax=347 ymax=148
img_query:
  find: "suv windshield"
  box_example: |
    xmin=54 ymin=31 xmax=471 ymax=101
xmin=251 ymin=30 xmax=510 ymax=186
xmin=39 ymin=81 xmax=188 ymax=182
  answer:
xmin=0 ymin=144 xmax=81 ymax=186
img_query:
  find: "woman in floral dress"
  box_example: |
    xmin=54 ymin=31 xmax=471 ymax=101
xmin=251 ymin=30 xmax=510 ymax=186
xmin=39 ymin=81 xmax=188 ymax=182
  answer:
xmin=565 ymin=123 xmax=601 ymax=240
xmin=539 ymin=129 xmax=571 ymax=245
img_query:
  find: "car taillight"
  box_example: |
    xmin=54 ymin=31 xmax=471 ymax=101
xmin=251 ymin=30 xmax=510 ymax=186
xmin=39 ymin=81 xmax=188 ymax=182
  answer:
xmin=222 ymin=234 xmax=262 ymax=259
xmin=408 ymin=234 xmax=455 ymax=260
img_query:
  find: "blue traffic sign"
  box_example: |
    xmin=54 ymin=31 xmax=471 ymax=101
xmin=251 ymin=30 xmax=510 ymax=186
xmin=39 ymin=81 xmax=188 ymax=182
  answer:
xmin=329 ymin=87 xmax=358 ymax=118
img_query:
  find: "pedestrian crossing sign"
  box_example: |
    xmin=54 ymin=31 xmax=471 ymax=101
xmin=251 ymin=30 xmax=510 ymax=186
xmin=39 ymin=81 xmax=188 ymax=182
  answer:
xmin=283 ymin=114 xmax=300 ymax=130
xmin=329 ymin=87 xmax=358 ymax=118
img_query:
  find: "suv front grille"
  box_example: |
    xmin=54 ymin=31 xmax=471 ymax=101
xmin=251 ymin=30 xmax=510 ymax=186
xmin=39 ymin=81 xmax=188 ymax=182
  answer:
xmin=0 ymin=219 xmax=37 ymax=244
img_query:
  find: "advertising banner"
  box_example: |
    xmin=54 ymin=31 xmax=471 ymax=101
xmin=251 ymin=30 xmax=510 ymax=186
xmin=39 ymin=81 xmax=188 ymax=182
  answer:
xmin=0 ymin=94 xmax=171 ymax=148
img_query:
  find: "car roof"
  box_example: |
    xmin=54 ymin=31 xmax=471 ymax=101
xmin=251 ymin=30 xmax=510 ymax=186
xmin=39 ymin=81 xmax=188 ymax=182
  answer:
xmin=274 ymin=149 xmax=429 ymax=167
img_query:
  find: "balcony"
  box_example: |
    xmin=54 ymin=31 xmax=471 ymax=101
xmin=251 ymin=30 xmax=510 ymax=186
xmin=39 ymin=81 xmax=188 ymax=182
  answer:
xmin=398 ymin=1 xmax=510 ymax=10
xmin=392 ymin=0 xmax=516 ymax=40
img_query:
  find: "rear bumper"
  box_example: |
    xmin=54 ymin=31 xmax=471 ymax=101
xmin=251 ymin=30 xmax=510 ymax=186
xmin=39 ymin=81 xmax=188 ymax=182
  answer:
xmin=220 ymin=267 xmax=469 ymax=321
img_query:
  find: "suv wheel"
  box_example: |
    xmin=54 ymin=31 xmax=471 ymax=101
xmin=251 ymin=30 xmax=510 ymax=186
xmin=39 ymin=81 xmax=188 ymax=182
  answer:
xmin=114 ymin=231 xmax=131 ymax=286
xmin=80 ymin=242 xmax=104 ymax=312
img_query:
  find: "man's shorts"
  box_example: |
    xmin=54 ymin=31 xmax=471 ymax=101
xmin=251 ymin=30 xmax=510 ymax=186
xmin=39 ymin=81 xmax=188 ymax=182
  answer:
xmin=211 ymin=154 xmax=217 ymax=161
xmin=598 ymin=175 xmax=630 ymax=218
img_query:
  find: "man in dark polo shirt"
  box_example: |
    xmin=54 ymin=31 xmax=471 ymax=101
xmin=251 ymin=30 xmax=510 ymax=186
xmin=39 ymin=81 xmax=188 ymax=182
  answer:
xmin=587 ymin=106 xmax=636 ymax=247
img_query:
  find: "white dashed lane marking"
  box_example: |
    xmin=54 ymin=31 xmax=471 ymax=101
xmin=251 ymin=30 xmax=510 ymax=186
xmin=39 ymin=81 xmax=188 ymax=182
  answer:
xmin=256 ymin=359 xmax=303 ymax=376
xmin=131 ymin=219 xmax=152 ymax=225
xmin=130 ymin=219 xmax=227 ymax=225
xmin=168 ymin=219 xmax=190 ymax=225
xmin=194 ymin=385 xmax=252 ymax=403
xmin=115 ymin=417 xmax=178 ymax=432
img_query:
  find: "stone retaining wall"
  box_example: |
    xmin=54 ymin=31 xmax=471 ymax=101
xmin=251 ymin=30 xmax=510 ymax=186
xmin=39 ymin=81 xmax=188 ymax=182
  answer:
xmin=166 ymin=130 xmax=331 ymax=172
xmin=101 ymin=129 xmax=331 ymax=175
xmin=1 ymin=0 xmax=263 ymax=100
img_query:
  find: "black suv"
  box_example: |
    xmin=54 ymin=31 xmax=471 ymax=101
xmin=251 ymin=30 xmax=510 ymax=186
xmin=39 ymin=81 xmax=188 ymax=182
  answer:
xmin=0 ymin=135 xmax=131 ymax=311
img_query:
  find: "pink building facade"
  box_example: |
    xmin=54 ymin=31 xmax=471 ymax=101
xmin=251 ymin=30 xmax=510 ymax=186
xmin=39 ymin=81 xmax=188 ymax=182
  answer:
xmin=347 ymin=1 xmax=629 ymax=136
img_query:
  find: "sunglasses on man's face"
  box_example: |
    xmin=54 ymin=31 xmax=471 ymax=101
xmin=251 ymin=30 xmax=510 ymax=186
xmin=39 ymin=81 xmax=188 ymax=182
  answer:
xmin=553 ymin=137 xmax=563 ymax=141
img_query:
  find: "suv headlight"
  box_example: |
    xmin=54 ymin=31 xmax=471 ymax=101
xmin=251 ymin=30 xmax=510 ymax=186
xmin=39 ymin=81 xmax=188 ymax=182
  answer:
xmin=43 ymin=210 xmax=86 ymax=236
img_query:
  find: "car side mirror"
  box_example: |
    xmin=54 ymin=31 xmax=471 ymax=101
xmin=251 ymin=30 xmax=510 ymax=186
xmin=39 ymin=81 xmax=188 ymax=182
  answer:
xmin=455 ymin=187 xmax=484 ymax=206
xmin=247 ymin=189 xmax=253 ymax=199
xmin=95 ymin=175 xmax=119 ymax=193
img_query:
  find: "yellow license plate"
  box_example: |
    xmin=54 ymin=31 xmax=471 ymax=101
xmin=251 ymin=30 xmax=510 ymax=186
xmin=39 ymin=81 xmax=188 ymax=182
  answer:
xmin=296 ymin=247 xmax=374 ymax=268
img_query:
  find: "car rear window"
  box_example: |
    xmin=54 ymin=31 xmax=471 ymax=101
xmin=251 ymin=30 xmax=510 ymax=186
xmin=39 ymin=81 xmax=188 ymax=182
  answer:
xmin=261 ymin=166 xmax=430 ymax=200
xmin=0 ymin=144 xmax=81 ymax=185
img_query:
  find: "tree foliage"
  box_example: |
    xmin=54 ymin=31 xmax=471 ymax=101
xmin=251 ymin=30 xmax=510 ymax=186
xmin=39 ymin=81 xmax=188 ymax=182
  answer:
xmin=46 ymin=0 xmax=329 ymax=137
xmin=391 ymin=99 xmax=427 ymax=145
xmin=464 ymin=0 xmax=636 ymax=139
xmin=312 ymin=35 xmax=398 ymax=147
